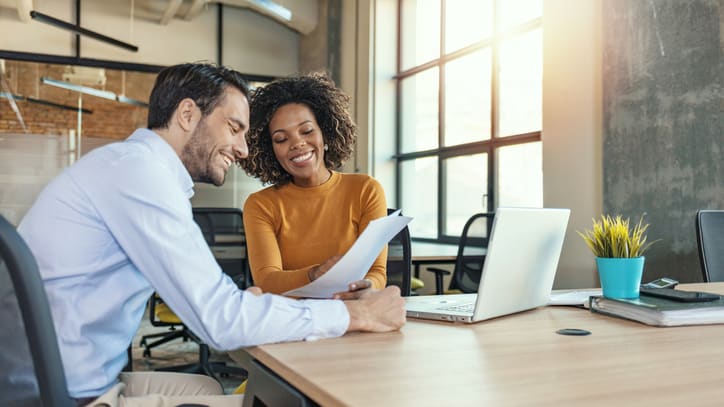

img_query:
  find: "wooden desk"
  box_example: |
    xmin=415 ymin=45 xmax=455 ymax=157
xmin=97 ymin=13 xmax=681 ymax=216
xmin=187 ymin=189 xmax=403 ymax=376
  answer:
xmin=237 ymin=283 xmax=724 ymax=406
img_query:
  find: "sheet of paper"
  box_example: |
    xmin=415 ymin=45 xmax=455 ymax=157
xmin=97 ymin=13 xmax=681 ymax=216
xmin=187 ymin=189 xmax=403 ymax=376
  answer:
xmin=284 ymin=210 xmax=413 ymax=299
xmin=548 ymin=289 xmax=602 ymax=307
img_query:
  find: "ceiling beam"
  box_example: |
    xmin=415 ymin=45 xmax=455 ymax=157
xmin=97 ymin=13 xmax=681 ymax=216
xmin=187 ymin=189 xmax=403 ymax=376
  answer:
xmin=160 ymin=0 xmax=183 ymax=25
xmin=16 ymin=0 xmax=33 ymax=22
xmin=184 ymin=0 xmax=208 ymax=21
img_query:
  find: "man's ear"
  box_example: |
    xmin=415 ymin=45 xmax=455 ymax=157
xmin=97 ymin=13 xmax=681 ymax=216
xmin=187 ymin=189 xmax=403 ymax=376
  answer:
xmin=175 ymin=98 xmax=199 ymax=132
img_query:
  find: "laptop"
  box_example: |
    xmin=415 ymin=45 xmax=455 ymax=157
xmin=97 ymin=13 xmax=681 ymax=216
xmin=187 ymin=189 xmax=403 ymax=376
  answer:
xmin=405 ymin=207 xmax=570 ymax=323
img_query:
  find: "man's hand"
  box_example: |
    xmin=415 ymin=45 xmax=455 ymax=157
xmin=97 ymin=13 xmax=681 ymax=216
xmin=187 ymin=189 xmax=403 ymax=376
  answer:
xmin=344 ymin=286 xmax=406 ymax=333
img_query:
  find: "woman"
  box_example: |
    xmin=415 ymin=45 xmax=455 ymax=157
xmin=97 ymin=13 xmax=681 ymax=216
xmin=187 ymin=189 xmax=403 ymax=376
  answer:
xmin=241 ymin=72 xmax=387 ymax=299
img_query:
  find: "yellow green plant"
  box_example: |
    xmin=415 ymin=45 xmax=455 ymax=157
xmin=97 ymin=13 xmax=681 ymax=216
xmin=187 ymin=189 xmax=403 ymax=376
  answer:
xmin=577 ymin=214 xmax=657 ymax=258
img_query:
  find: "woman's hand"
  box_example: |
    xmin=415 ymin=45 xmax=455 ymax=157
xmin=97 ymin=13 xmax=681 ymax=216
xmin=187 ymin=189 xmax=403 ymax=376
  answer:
xmin=308 ymin=255 xmax=342 ymax=281
xmin=333 ymin=279 xmax=375 ymax=300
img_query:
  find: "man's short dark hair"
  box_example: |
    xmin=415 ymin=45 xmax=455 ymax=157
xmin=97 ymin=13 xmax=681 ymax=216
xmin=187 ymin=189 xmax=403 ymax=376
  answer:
xmin=147 ymin=63 xmax=249 ymax=130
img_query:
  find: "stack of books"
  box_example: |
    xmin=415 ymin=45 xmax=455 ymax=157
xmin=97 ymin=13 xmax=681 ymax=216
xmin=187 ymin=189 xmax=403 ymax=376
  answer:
xmin=589 ymin=292 xmax=724 ymax=327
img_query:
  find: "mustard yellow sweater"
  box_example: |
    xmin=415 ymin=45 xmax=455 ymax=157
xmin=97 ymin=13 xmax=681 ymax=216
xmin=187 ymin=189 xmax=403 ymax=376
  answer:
xmin=243 ymin=171 xmax=388 ymax=295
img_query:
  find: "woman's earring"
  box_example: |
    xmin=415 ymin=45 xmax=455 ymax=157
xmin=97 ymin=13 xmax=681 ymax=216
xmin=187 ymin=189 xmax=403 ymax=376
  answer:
xmin=323 ymin=144 xmax=329 ymax=151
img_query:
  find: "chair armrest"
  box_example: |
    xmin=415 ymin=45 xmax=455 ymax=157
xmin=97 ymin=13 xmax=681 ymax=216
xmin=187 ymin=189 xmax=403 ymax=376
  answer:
xmin=424 ymin=267 xmax=451 ymax=295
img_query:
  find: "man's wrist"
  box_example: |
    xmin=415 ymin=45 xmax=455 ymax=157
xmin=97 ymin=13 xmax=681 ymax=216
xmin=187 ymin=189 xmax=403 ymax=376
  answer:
xmin=344 ymin=300 xmax=367 ymax=332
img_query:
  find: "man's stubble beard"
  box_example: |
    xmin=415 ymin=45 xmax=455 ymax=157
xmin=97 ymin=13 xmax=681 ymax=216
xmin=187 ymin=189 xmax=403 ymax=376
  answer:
xmin=180 ymin=120 xmax=225 ymax=186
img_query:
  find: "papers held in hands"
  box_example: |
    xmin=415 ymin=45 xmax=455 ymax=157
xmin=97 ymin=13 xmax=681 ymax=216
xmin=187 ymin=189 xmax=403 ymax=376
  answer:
xmin=589 ymin=291 xmax=724 ymax=327
xmin=283 ymin=210 xmax=413 ymax=299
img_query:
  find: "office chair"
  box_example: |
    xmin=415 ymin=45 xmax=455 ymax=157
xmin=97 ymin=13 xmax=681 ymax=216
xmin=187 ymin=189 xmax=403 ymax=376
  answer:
xmin=425 ymin=213 xmax=494 ymax=294
xmin=385 ymin=208 xmax=412 ymax=296
xmin=695 ymin=210 xmax=724 ymax=282
xmin=0 ymin=214 xmax=74 ymax=407
xmin=140 ymin=207 xmax=248 ymax=381
xmin=193 ymin=207 xmax=249 ymax=289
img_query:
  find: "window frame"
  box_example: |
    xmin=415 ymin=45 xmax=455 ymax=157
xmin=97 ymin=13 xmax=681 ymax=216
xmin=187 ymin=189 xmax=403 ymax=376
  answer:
xmin=394 ymin=0 xmax=542 ymax=245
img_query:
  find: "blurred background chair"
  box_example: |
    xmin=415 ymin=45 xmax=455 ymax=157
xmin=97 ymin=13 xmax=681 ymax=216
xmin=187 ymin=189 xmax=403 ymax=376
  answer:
xmin=139 ymin=207 xmax=248 ymax=381
xmin=695 ymin=210 xmax=724 ymax=282
xmin=0 ymin=214 xmax=74 ymax=407
xmin=193 ymin=207 xmax=249 ymax=289
xmin=425 ymin=213 xmax=494 ymax=294
xmin=385 ymin=208 xmax=412 ymax=296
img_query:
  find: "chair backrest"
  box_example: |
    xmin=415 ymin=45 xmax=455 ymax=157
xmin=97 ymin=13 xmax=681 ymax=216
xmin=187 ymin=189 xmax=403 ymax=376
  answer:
xmin=0 ymin=215 xmax=73 ymax=407
xmin=192 ymin=207 xmax=249 ymax=288
xmin=695 ymin=210 xmax=724 ymax=282
xmin=449 ymin=213 xmax=495 ymax=293
xmin=385 ymin=208 xmax=412 ymax=296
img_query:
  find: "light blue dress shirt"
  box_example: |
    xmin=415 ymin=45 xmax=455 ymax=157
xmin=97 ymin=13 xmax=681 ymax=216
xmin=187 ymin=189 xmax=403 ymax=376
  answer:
xmin=18 ymin=129 xmax=349 ymax=398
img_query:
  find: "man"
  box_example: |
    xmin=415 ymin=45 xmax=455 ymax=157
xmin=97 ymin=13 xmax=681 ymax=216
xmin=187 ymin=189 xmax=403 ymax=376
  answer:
xmin=18 ymin=63 xmax=405 ymax=407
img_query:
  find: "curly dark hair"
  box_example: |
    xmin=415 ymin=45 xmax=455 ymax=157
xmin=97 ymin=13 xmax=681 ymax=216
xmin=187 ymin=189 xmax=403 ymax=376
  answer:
xmin=241 ymin=72 xmax=356 ymax=186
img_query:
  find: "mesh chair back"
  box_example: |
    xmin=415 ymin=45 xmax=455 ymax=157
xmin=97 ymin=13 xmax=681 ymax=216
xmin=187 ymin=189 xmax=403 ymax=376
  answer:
xmin=695 ymin=210 xmax=724 ymax=282
xmin=450 ymin=213 xmax=494 ymax=293
xmin=385 ymin=209 xmax=412 ymax=296
xmin=192 ymin=207 xmax=249 ymax=288
xmin=0 ymin=215 xmax=73 ymax=407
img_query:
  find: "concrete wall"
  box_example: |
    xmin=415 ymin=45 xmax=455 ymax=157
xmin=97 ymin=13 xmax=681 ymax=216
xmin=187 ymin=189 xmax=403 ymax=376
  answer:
xmin=602 ymin=0 xmax=724 ymax=283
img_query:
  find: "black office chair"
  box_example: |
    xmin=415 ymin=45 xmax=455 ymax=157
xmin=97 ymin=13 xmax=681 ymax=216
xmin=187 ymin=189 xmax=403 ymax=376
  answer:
xmin=0 ymin=214 xmax=74 ymax=407
xmin=193 ymin=207 xmax=250 ymax=289
xmin=695 ymin=210 xmax=724 ymax=282
xmin=385 ymin=208 xmax=412 ymax=296
xmin=425 ymin=213 xmax=494 ymax=294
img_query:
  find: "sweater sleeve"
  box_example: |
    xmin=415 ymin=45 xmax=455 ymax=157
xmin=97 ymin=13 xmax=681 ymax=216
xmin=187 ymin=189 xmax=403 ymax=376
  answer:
xmin=243 ymin=194 xmax=316 ymax=295
xmin=360 ymin=177 xmax=388 ymax=289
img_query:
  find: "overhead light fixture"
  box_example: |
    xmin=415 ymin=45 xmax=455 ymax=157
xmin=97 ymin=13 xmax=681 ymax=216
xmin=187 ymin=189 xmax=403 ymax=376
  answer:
xmin=41 ymin=77 xmax=149 ymax=108
xmin=30 ymin=10 xmax=139 ymax=52
xmin=1 ymin=92 xmax=93 ymax=113
xmin=249 ymin=0 xmax=292 ymax=21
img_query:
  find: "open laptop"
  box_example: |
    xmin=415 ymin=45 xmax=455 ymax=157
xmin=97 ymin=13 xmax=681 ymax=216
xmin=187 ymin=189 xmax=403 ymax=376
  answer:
xmin=405 ymin=207 xmax=570 ymax=323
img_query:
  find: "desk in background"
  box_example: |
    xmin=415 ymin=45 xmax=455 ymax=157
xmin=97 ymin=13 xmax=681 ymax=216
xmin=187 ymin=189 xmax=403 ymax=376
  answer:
xmin=410 ymin=241 xmax=457 ymax=278
xmin=235 ymin=283 xmax=724 ymax=406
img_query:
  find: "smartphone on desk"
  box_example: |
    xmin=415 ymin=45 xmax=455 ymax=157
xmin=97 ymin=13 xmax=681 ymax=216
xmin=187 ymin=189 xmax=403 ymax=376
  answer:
xmin=639 ymin=287 xmax=721 ymax=303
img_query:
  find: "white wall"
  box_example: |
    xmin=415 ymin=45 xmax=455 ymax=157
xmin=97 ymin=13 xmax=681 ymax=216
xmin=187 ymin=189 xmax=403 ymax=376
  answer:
xmin=542 ymin=0 xmax=602 ymax=289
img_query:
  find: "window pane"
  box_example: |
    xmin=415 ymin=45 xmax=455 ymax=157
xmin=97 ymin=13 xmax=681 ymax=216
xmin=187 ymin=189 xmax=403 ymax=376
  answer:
xmin=444 ymin=50 xmax=491 ymax=146
xmin=497 ymin=142 xmax=542 ymax=207
xmin=444 ymin=154 xmax=487 ymax=236
xmin=401 ymin=158 xmax=438 ymax=238
xmin=498 ymin=28 xmax=542 ymax=137
xmin=401 ymin=0 xmax=441 ymax=70
xmin=445 ymin=0 xmax=492 ymax=52
xmin=498 ymin=0 xmax=542 ymax=32
xmin=400 ymin=68 xmax=439 ymax=153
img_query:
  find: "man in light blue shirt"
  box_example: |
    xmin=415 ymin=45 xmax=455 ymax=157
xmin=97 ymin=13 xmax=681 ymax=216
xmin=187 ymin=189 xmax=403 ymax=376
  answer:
xmin=18 ymin=63 xmax=406 ymax=406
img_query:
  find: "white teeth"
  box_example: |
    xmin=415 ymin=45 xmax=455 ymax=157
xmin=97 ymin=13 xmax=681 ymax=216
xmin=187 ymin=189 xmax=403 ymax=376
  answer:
xmin=291 ymin=151 xmax=313 ymax=163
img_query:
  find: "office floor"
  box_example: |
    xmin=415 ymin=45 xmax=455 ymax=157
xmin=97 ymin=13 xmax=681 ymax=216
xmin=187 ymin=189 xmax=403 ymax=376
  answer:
xmin=130 ymin=310 xmax=247 ymax=394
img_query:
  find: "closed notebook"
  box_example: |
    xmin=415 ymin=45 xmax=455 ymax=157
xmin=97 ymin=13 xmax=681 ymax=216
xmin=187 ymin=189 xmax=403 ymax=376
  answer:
xmin=589 ymin=293 xmax=724 ymax=327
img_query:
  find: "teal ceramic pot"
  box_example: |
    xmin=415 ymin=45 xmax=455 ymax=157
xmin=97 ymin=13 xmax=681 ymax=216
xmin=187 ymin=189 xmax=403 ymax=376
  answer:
xmin=596 ymin=257 xmax=645 ymax=299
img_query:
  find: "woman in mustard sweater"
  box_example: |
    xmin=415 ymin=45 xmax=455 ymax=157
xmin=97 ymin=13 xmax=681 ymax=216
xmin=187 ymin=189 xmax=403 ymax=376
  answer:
xmin=240 ymin=72 xmax=387 ymax=299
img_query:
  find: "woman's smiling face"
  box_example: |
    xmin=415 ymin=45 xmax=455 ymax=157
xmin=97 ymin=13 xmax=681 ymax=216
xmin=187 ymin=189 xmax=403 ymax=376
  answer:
xmin=269 ymin=103 xmax=330 ymax=187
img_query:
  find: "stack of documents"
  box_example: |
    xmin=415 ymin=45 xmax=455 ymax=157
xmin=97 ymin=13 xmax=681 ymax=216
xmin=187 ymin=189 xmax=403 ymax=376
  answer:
xmin=589 ymin=294 xmax=724 ymax=327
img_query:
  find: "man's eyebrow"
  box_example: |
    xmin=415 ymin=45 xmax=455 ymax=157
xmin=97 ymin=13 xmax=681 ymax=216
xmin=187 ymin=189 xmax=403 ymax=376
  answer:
xmin=229 ymin=118 xmax=247 ymax=130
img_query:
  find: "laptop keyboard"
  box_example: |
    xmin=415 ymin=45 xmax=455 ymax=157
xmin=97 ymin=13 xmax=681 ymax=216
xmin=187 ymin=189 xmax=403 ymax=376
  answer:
xmin=436 ymin=303 xmax=475 ymax=313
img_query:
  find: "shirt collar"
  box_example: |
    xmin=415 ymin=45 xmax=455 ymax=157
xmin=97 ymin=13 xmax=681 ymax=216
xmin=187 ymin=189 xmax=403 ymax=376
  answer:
xmin=128 ymin=128 xmax=195 ymax=199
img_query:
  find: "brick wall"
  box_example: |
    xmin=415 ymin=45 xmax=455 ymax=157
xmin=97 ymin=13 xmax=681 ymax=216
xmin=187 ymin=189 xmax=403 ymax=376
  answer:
xmin=0 ymin=60 xmax=156 ymax=140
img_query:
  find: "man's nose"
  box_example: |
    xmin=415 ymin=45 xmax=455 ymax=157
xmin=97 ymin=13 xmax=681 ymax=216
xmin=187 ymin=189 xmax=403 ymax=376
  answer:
xmin=233 ymin=136 xmax=248 ymax=160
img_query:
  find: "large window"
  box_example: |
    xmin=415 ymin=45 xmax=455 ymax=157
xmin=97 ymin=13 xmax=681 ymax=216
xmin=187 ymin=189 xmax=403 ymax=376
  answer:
xmin=396 ymin=0 xmax=543 ymax=243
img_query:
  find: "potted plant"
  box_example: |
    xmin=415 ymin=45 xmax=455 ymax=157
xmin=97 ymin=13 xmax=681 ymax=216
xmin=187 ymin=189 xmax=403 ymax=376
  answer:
xmin=578 ymin=215 xmax=657 ymax=299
